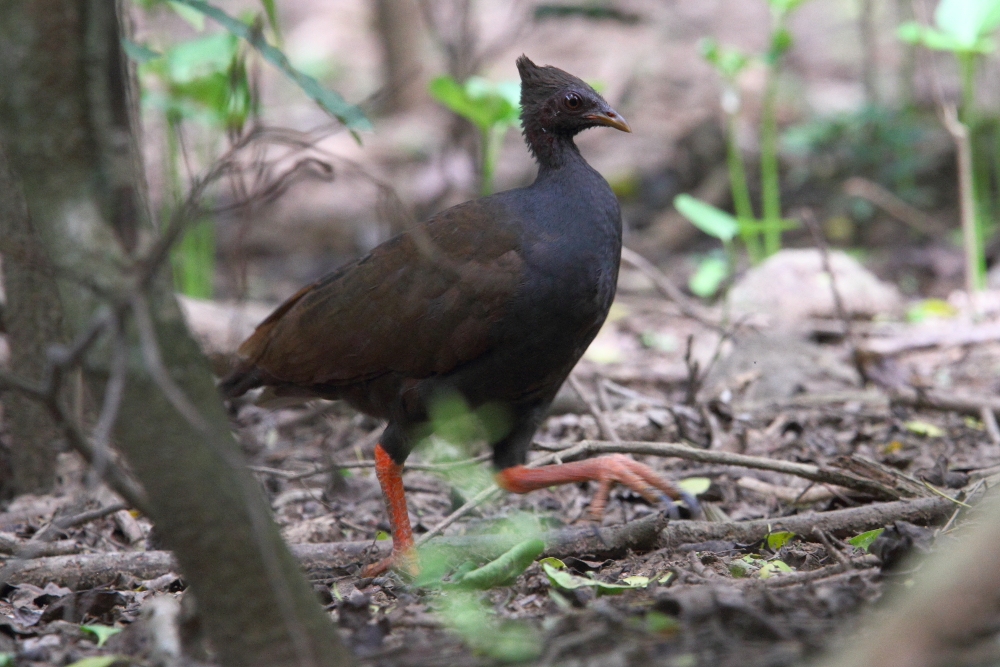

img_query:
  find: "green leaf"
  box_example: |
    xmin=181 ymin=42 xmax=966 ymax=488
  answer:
xmin=65 ymin=656 xmax=124 ymax=667
xmin=767 ymin=27 xmax=794 ymax=61
xmin=0 ymin=653 xmax=12 ymax=667
xmin=428 ymin=75 xmax=520 ymax=132
xmin=688 ymin=256 xmax=729 ymax=298
xmin=121 ymin=38 xmax=162 ymax=63
xmin=674 ymin=194 xmax=739 ymax=241
xmin=438 ymin=593 xmax=541 ymax=661
xmin=644 ymin=610 xmax=679 ymax=634
xmin=622 ymin=575 xmax=650 ymax=587
xmin=768 ymin=0 xmax=807 ymax=13
xmin=375 ymin=530 xmax=390 ymax=540
xmin=766 ymin=530 xmax=795 ymax=551
xmin=935 ymin=0 xmax=1000 ymax=49
xmin=454 ymin=538 xmax=545 ymax=589
xmin=758 ymin=560 xmax=793 ymax=579
xmin=168 ymin=0 xmax=370 ymax=132
xmin=847 ymin=528 xmax=884 ymax=552
xmin=906 ymin=298 xmax=958 ymax=322
xmin=678 ymin=477 xmax=711 ymax=496
xmin=259 ymin=0 xmax=281 ymax=40
xmin=904 ymin=420 xmax=945 ymax=437
xmin=168 ymin=0 xmax=206 ymax=30
xmin=542 ymin=562 xmax=639 ymax=595
xmin=728 ymin=558 xmax=754 ymax=577
xmin=538 ymin=556 xmax=566 ymax=568
xmin=80 ymin=624 xmax=122 ymax=648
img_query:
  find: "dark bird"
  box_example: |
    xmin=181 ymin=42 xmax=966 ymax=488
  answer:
xmin=221 ymin=56 xmax=698 ymax=575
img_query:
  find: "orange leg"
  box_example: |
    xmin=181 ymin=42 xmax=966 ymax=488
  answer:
xmin=360 ymin=444 xmax=416 ymax=577
xmin=495 ymin=454 xmax=698 ymax=520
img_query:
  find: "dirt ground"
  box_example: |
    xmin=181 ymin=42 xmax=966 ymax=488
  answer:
xmin=2 ymin=275 xmax=999 ymax=666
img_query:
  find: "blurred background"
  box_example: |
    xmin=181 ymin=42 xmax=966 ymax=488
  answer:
xmin=132 ymin=0 xmax=999 ymax=312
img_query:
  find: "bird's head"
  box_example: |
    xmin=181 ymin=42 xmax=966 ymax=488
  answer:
xmin=516 ymin=55 xmax=631 ymax=139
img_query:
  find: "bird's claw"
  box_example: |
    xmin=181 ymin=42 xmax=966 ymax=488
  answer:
xmin=662 ymin=490 xmax=701 ymax=519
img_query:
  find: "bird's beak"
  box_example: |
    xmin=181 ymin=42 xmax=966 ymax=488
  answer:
xmin=584 ymin=108 xmax=631 ymax=133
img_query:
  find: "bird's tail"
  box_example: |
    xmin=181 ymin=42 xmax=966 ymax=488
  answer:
xmin=217 ymin=362 xmax=264 ymax=399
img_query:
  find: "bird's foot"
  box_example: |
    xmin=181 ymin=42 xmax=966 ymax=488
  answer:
xmin=585 ymin=454 xmax=700 ymax=521
xmin=496 ymin=454 xmax=699 ymax=521
xmin=360 ymin=547 xmax=418 ymax=578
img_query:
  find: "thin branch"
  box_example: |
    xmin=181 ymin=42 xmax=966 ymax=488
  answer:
xmin=620 ymin=246 xmax=721 ymax=331
xmin=546 ymin=439 xmax=928 ymax=500
xmin=568 ymin=375 xmax=620 ymax=443
xmin=801 ymin=208 xmax=867 ymax=386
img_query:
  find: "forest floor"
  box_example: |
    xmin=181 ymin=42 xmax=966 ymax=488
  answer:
xmin=1 ymin=265 xmax=999 ymax=666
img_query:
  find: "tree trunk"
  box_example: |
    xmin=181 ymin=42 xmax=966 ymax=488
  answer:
xmin=0 ymin=144 xmax=64 ymax=496
xmin=0 ymin=2 xmax=352 ymax=665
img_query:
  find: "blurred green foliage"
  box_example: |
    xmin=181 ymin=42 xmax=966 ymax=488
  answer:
xmin=429 ymin=75 xmax=521 ymax=195
xmin=899 ymin=0 xmax=1000 ymax=290
xmin=678 ymin=0 xmax=807 ymax=297
xmin=126 ymin=0 xmax=368 ymax=298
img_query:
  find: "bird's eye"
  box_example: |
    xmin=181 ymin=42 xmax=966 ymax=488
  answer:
xmin=564 ymin=93 xmax=582 ymax=110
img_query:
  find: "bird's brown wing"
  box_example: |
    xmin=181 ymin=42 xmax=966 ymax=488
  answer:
xmin=234 ymin=199 xmax=524 ymax=388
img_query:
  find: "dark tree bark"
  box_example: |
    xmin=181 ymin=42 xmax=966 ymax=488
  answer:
xmin=0 ymin=145 xmax=64 ymax=496
xmin=0 ymin=2 xmax=352 ymax=665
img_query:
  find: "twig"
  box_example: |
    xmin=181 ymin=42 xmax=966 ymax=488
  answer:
xmin=842 ymin=177 xmax=941 ymax=236
xmin=941 ymin=104 xmax=980 ymax=296
xmin=414 ymin=443 xmax=590 ymax=546
xmin=1 ymin=497 xmax=955 ymax=589
xmin=247 ymin=452 xmax=493 ymax=479
xmin=981 ymin=406 xmax=1000 ymax=447
xmin=682 ymin=334 xmax=701 ymax=406
xmin=660 ymin=496 xmax=955 ymax=548
xmin=801 ymin=208 xmax=867 ymax=385
xmin=755 ymin=555 xmax=881 ymax=588
xmin=813 ymin=528 xmax=849 ymax=565
xmin=619 ymin=247 xmax=721 ymax=331
xmin=891 ymin=386 xmax=1000 ymax=416
xmin=568 ymin=375 xmax=619 ymax=443
xmin=30 ymin=503 xmax=128 ymax=543
xmin=547 ymin=439 xmax=925 ymax=500
xmin=738 ymin=476 xmax=839 ymax=504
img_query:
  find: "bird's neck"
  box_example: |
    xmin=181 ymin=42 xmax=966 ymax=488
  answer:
xmin=524 ymin=126 xmax=583 ymax=172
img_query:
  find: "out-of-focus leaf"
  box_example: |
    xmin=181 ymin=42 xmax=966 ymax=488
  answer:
xmin=688 ymin=255 xmax=729 ymax=298
xmin=675 ymin=194 xmax=739 ymax=241
xmin=904 ymin=420 xmax=945 ymax=437
xmin=428 ymin=75 xmax=520 ymax=132
xmin=906 ymin=298 xmax=958 ymax=322
xmin=848 ymin=528 xmax=884 ymax=552
xmin=767 ymin=0 xmax=807 ymax=14
xmin=758 ymin=560 xmax=793 ymax=578
xmin=935 ymin=0 xmax=1000 ymax=49
xmin=121 ymin=38 xmax=162 ymax=63
xmin=542 ymin=562 xmax=639 ymax=595
xmin=65 ymin=657 xmax=123 ymax=667
xmin=259 ymin=0 xmax=281 ymax=40
xmin=766 ymin=530 xmax=795 ymax=551
xmin=80 ymin=624 xmax=122 ymax=647
xmin=678 ymin=477 xmax=711 ymax=496
xmin=168 ymin=0 xmax=206 ymax=30
xmin=622 ymin=575 xmax=650 ymax=587
xmin=454 ymin=539 xmax=544 ymax=589
xmin=168 ymin=0 xmax=370 ymax=131
xmin=439 ymin=593 xmax=541 ymax=661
